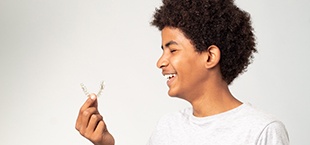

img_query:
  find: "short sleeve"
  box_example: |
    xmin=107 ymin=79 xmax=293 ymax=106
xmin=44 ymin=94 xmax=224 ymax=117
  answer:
xmin=257 ymin=121 xmax=290 ymax=145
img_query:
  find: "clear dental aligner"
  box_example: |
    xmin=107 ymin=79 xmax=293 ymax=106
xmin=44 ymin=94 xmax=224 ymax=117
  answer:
xmin=80 ymin=81 xmax=105 ymax=97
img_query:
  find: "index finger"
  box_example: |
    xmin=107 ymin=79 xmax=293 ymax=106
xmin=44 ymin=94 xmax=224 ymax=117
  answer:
xmin=80 ymin=93 xmax=98 ymax=112
xmin=76 ymin=93 xmax=98 ymax=130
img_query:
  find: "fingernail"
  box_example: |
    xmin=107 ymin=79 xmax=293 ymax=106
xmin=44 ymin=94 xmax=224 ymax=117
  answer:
xmin=90 ymin=94 xmax=96 ymax=100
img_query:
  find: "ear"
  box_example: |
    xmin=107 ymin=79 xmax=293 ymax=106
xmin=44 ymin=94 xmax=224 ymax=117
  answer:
xmin=203 ymin=45 xmax=221 ymax=69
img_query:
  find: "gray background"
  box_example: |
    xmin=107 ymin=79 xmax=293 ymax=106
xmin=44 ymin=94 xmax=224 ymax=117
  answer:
xmin=0 ymin=0 xmax=309 ymax=145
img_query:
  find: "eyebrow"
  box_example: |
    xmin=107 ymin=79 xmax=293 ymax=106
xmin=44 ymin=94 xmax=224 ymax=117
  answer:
xmin=161 ymin=41 xmax=178 ymax=49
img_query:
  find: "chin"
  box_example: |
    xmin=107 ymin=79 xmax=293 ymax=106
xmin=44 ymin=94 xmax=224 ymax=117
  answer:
xmin=167 ymin=90 xmax=177 ymax=97
xmin=167 ymin=89 xmax=189 ymax=101
xmin=167 ymin=89 xmax=181 ymax=98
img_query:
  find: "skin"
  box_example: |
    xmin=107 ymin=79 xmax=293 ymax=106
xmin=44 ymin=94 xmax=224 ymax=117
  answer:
xmin=76 ymin=26 xmax=242 ymax=145
xmin=75 ymin=94 xmax=114 ymax=145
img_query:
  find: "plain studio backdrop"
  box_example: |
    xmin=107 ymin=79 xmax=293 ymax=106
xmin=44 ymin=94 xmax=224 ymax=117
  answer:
xmin=0 ymin=0 xmax=309 ymax=145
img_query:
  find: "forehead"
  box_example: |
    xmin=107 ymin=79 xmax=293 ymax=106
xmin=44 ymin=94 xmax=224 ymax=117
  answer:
xmin=161 ymin=27 xmax=190 ymax=46
xmin=161 ymin=27 xmax=198 ymax=53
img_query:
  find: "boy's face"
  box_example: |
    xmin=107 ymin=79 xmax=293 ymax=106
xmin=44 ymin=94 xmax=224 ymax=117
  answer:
xmin=157 ymin=27 xmax=209 ymax=100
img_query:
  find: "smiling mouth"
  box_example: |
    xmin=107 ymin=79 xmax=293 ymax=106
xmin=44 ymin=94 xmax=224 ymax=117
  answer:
xmin=164 ymin=74 xmax=176 ymax=80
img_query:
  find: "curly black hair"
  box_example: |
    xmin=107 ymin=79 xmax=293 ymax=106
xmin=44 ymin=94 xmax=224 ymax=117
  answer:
xmin=151 ymin=0 xmax=257 ymax=85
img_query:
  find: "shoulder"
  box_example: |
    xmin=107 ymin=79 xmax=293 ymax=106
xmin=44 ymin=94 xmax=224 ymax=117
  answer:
xmin=256 ymin=121 xmax=290 ymax=145
xmin=235 ymin=103 xmax=290 ymax=144
xmin=235 ymin=103 xmax=280 ymax=125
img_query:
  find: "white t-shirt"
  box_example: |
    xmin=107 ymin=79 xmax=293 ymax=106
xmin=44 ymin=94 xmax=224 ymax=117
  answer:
xmin=147 ymin=103 xmax=289 ymax=145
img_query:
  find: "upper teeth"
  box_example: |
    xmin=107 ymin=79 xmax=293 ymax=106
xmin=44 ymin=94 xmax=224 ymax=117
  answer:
xmin=164 ymin=74 xmax=176 ymax=80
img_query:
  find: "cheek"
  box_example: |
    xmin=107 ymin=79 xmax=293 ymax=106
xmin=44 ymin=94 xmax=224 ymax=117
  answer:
xmin=181 ymin=57 xmax=205 ymax=79
xmin=172 ymin=58 xmax=193 ymax=79
xmin=169 ymin=56 xmax=182 ymax=70
xmin=171 ymin=54 xmax=203 ymax=75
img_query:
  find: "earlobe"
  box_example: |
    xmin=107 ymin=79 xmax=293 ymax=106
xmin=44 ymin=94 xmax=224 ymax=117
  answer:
xmin=204 ymin=45 xmax=221 ymax=69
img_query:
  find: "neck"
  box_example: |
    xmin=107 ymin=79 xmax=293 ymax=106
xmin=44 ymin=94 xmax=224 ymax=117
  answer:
xmin=189 ymin=80 xmax=242 ymax=117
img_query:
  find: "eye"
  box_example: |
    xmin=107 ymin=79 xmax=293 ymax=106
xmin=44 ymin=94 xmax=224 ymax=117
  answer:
xmin=170 ymin=49 xmax=176 ymax=53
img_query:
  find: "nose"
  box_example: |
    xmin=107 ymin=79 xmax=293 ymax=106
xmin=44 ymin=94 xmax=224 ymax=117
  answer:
xmin=157 ymin=53 xmax=168 ymax=69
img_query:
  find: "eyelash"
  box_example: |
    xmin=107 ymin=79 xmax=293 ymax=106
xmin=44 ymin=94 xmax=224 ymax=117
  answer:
xmin=170 ymin=50 xmax=176 ymax=53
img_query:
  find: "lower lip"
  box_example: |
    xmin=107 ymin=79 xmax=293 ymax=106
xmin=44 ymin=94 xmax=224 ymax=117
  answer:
xmin=167 ymin=76 xmax=176 ymax=87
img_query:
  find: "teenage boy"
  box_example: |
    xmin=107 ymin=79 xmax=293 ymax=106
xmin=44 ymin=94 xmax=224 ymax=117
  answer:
xmin=75 ymin=0 xmax=289 ymax=145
